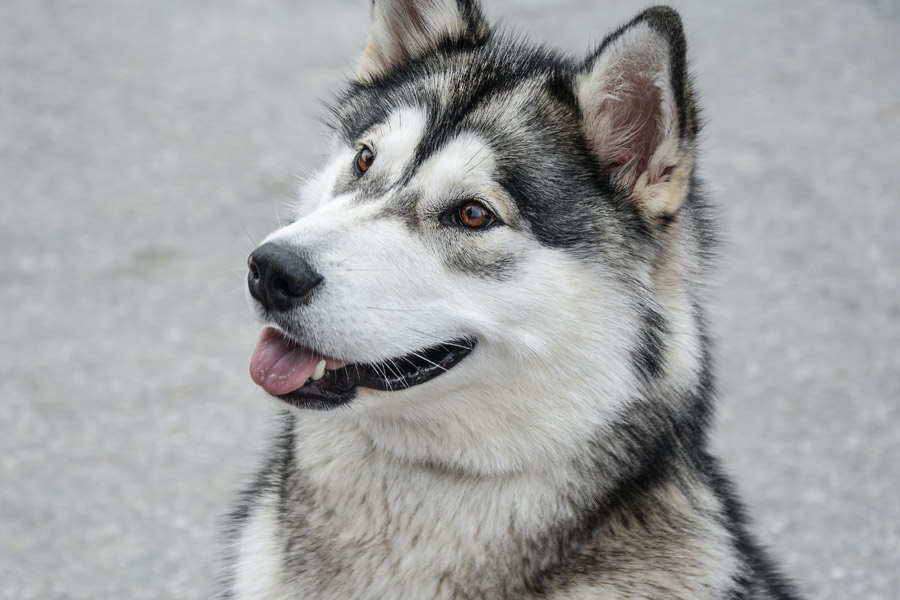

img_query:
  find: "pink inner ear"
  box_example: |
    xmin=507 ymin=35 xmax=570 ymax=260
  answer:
xmin=605 ymin=150 xmax=635 ymax=171
xmin=603 ymin=79 xmax=662 ymax=174
xmin=586 ymin=54 xmax=665 ymax=177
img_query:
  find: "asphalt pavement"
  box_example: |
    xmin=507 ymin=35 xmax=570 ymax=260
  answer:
xmin=2 ymin=1 xmax=898 ymax=598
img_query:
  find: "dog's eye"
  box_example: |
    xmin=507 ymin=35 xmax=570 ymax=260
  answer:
xmin=451 ymin=201 xmax=497 ymax=230
xmin=355 ymin=146 xmax=375 ymax=175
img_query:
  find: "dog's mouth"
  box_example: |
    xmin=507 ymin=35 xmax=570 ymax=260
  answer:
xmin=249 ymin=327 xmax=476 ymax=409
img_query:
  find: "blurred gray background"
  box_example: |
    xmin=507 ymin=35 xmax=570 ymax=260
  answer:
xmin=2 ymin=1 xmax=898 ymax=598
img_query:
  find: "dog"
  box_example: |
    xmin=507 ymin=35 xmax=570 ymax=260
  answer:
xmin=221 ymin=2 xmax=801 ymax=598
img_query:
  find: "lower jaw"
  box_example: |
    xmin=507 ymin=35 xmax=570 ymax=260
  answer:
xmin=277 ymin=385 xmax=356 ymax=411
xmin=272 ymin=337 xmax=477 ymax=411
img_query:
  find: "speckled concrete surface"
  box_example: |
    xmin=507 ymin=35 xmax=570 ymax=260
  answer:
xmin=1 ymin=1 xmax=898 ymax=598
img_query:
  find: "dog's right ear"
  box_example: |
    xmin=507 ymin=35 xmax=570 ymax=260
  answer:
xmin=577 ymin=7 xmax=699 ymax=219
xmin=358 ymin=0 xmax=490 ymax=82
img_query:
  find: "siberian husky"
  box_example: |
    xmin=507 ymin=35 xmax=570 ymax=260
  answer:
xmin=222 ymin=2 xmax=800 ymax=598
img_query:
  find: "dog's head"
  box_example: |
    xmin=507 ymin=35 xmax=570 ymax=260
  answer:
xmin=246 ymin=1 xmax=706 ymax=473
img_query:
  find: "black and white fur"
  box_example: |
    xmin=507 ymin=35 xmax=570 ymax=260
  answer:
xmin=222 ymin=2 xmax=800 ymax=598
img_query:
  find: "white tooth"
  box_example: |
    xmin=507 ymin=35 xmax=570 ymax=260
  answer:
xmin=311 ymin=360 xmax=327 ymax=381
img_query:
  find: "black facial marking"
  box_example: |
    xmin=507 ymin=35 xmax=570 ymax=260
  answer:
xmin=402 ymin=74 xmax=519 ymax=188
xmin=387 ymin=191 xmax=422 ymax=232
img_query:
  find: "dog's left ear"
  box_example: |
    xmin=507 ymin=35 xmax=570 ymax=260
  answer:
xmin=577 ymin=6 xmax=698 ymax=218
xmin=358 ymin=0 xmax=490 ymax=82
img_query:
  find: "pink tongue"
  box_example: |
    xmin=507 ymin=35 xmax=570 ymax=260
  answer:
xmin=249 ymin=327 xmax=336 ymax=395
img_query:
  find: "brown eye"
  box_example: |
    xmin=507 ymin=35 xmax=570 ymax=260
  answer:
xmin=355 ymin=147 xmax=375 ymax=174
xmin=457 ymin=201 xmax=495 ymax=229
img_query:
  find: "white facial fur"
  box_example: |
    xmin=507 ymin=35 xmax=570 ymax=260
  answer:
xmin=252 ymin=107 xmax=646 ymax=475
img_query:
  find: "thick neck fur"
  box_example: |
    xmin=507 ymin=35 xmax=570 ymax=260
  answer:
xmin=260 ymin=393 xmax=737 ymax=600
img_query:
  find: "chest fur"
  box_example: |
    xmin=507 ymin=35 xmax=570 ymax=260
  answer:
xmin=228 ymin=419 xmax=739 ymax=600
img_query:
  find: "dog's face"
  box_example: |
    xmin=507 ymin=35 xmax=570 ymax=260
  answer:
xmin=246 ymin=0 xmax=700 ymax=472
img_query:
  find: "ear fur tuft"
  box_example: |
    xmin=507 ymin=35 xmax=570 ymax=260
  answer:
xmin=577 ymin=6 xmax=698 ymax=218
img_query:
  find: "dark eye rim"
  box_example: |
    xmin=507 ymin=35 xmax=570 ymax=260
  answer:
xmin=354 ymin=145 xmax=375 ymax=176
xmin=439 ymin=200 xmax=503 ymax=231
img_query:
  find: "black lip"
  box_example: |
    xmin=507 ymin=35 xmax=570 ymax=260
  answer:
xmin=276 ymin=338 xmax=476 ymax=410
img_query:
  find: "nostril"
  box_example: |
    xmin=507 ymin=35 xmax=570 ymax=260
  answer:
xmin=271 ymin=276 xmax=292 ymax=297
xmin=246 ymin=258 xmax=266 ymax=308
xmin=247 ymin=242 xmax=322 ymax=312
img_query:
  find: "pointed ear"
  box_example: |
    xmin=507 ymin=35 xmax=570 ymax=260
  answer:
xmin=358 ymin=0 xmax=490 ymax=81
xmin=577 ymin=6 xmax=698 ymax=218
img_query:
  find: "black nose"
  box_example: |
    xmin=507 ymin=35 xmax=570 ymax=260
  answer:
xmin=247 ymin=242 xmax=322 ymax=312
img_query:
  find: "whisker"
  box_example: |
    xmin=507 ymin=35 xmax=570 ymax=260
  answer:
xmin=385 ymin=359 xmax=410 ymax=388
xmin=335 ymin=250 xmax=363 ymax=267
xmin=436 ymin=340 xmax=473 ymax=350
xmin=374 ymin=363 xmax=393 ymax=391
xmin=408 ymin=351 xmax=447 ymax=372
xmin=235 ymin=216 xmax=257 ymax=248
xmin=402 ymin=327 xmax=472 ymax=350
xmin=464 ymin=152 xmax=492 ymax=176
xmin=461 ymin=141 xmax=491 ymax=172
xmin=216 ymin=266 xmax=251 ymax=275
